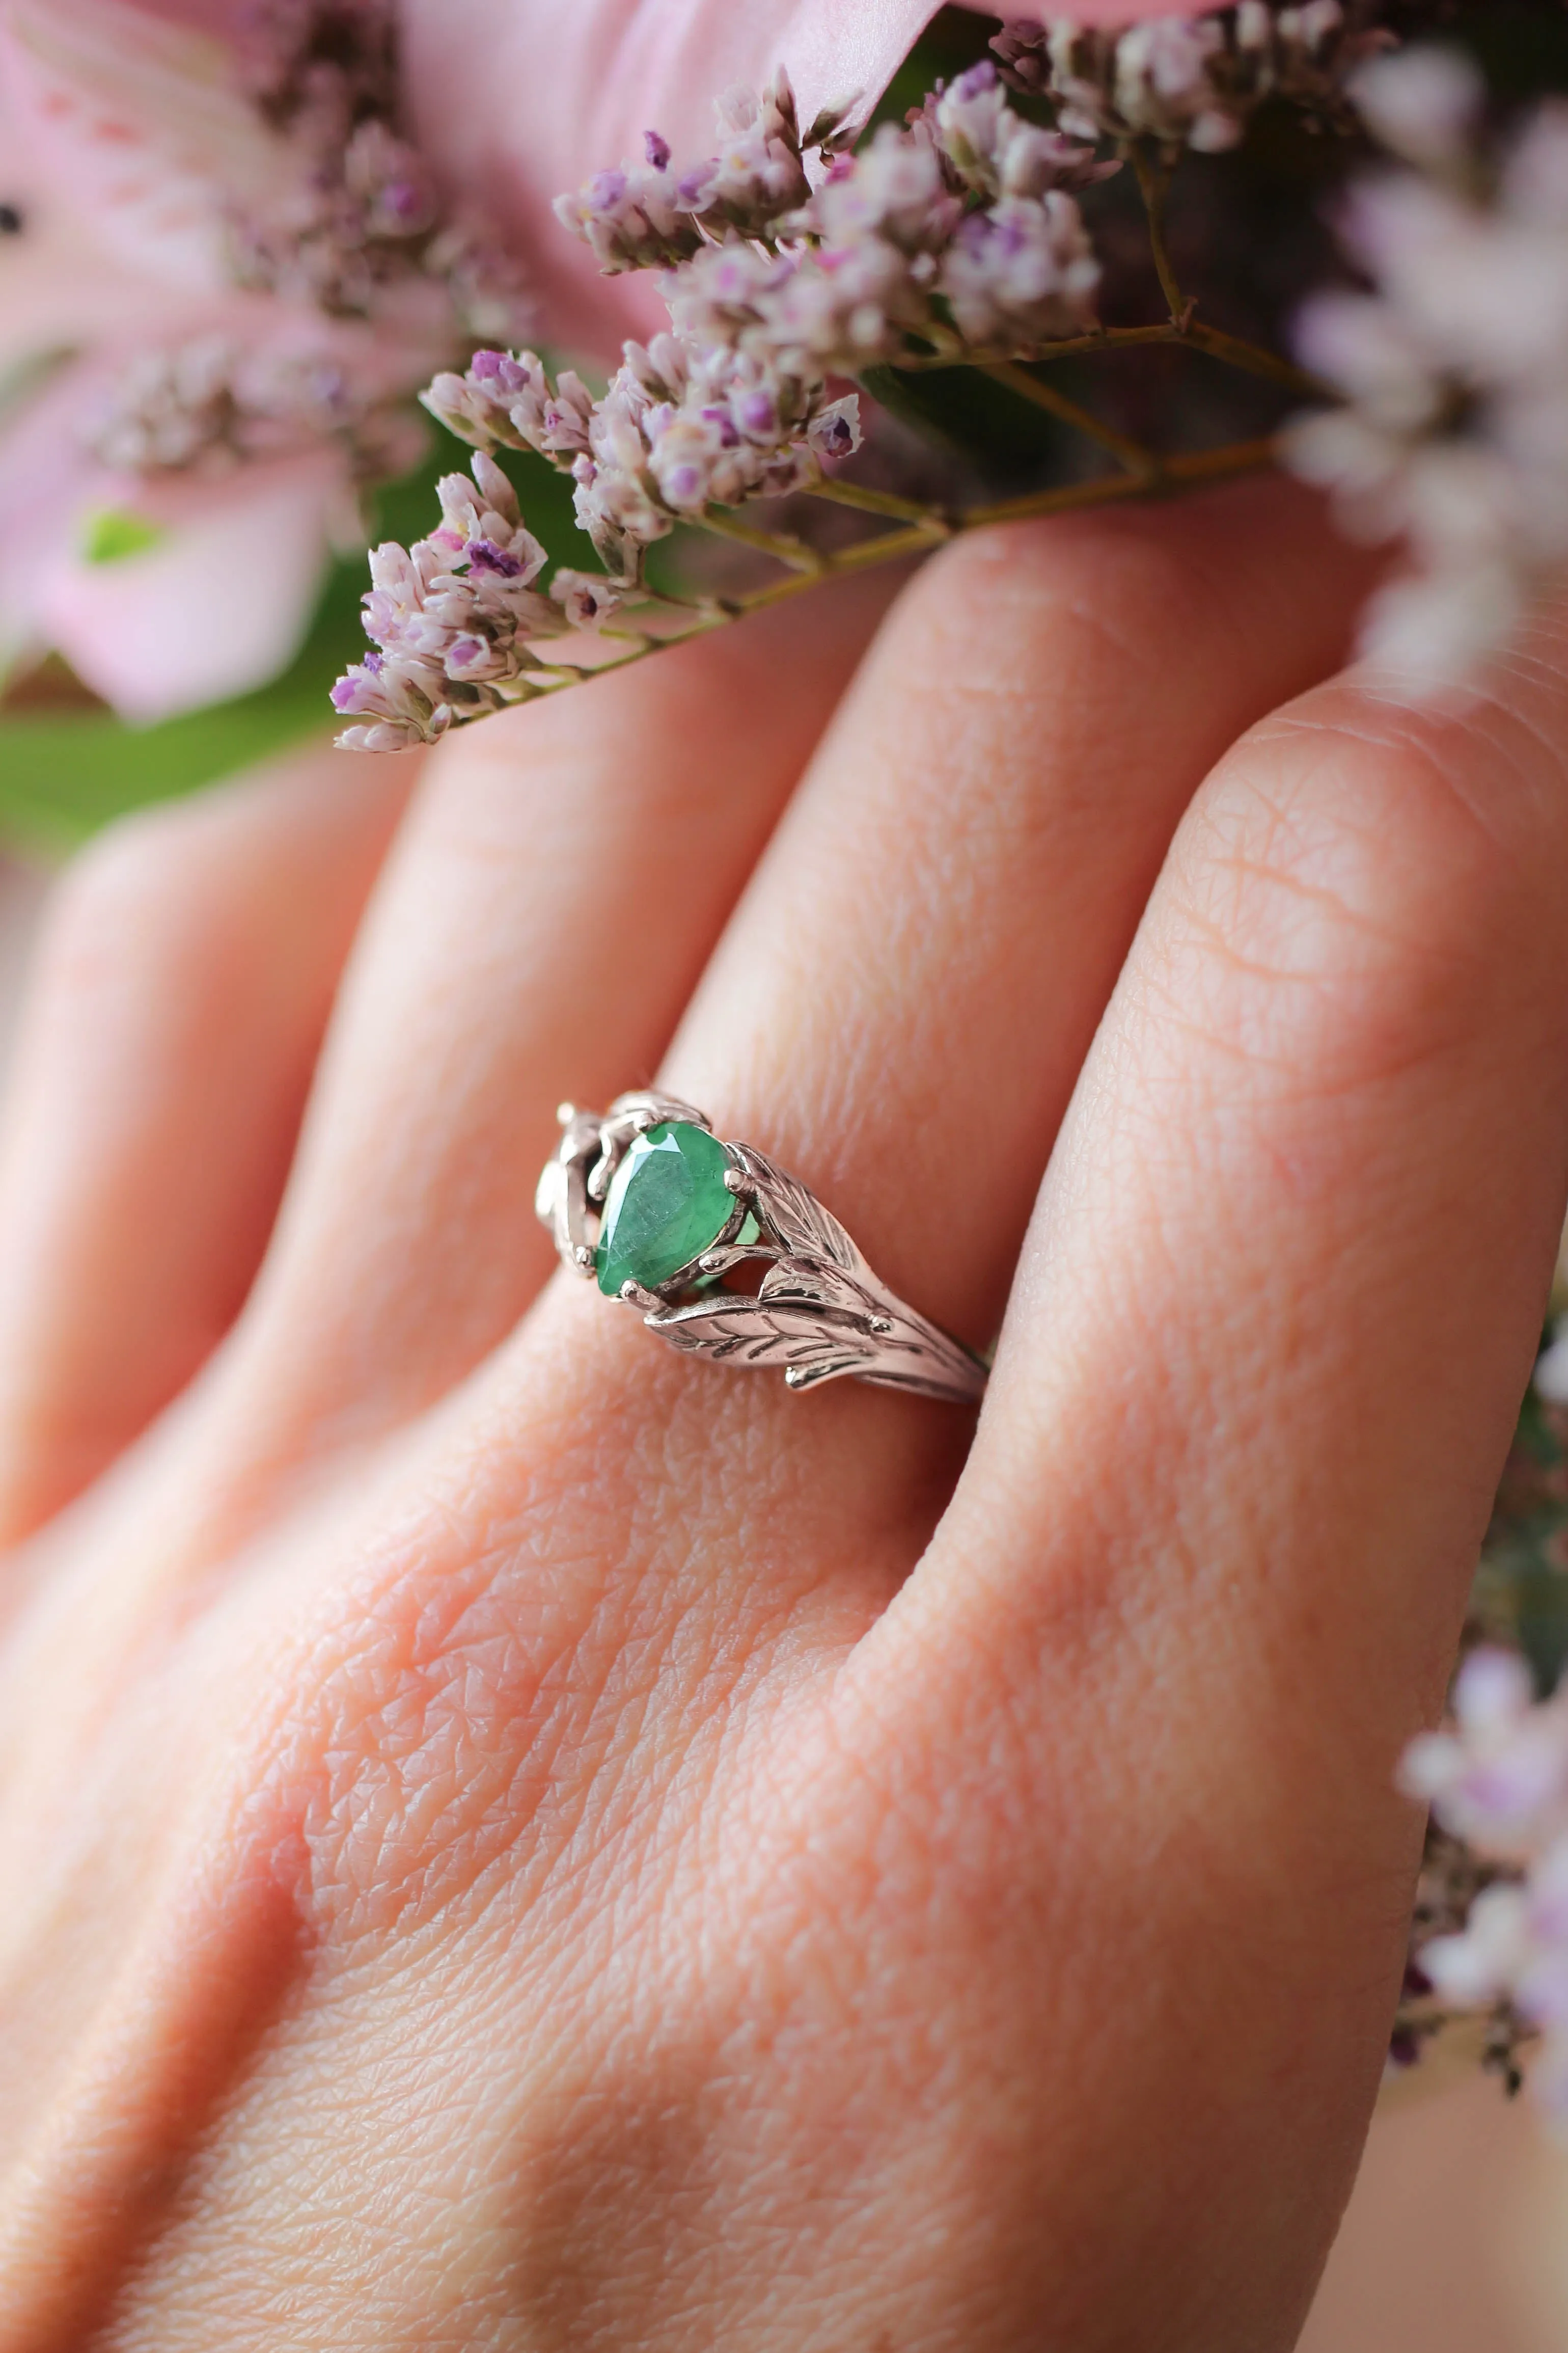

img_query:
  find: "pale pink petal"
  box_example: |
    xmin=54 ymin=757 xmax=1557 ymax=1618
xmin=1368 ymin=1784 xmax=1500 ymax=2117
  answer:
xmin=1 ymin=0 xmax=299 ymax=295
xmin=405 ymin=0 xmax=1204 ymax=353
xmin=0 ymin=363 xmax=105 ymax=672
xmin=39 ymin=450 xmax=342 ymax=720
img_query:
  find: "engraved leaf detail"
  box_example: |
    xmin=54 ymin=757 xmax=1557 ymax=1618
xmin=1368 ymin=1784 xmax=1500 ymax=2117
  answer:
xmin=647 ymin=1294 xmax=872 ymax=1386
xmin=741 ymin=1150 xmax=864 ymax=1273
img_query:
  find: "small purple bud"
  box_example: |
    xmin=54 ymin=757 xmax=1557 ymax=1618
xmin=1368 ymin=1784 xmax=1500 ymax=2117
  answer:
xmin=644 ymin=130 xmax=671 ymax=171
xmin=363 ymin=651 xmax=385 ymax=674
xmin=472 ymin=350 xmax=508 ymax=382
xmin=701 ymin=404 xmax=740 ymax=448
xmin=737 ymin=390 xmax=777 ymax=435
xmin=447 ymin=635 xmax=485 ymax=668
xmin=589 ymin=169 xmax=628 ymax=209
xmin=954 ymin=60 xmax=999 ymax=99
xmin=677 ymin=164 xmax=717 ymax=206
xmin=665 ymin=464 xmax=703 ymax=502
xmin=385 ymin=179 xmax=425 ymax=220
xmin=466 ymin=537 xmax=524 ymax=577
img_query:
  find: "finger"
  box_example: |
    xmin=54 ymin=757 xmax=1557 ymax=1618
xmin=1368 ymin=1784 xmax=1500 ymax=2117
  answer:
xmin=0 ymin=747 xmax=412 ymax=1543
xmin=225 ymin=578 xmax=895 ymax=1451
xmin=664 ymin=478 xmax=1375 ymax=1348
xmin=874 ymin=616 xmax=1568 ymax=2343
xmin=488 ymin=479 xmax=1379 ymax=1641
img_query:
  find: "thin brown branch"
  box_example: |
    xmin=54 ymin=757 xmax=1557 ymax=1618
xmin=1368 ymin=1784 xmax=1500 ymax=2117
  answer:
xmin=524 ymin=435 xmax=1282 ymax=710
xmin=806 ymin=477 xmax=953 ymax=532
xmin=981 ymin=360 xmax=1160 ymax=479
xmin=696 ymin=507 xmax=824 ymax=573
xmin=1131 ymin=142 xmax=1186 ymax=325
xmin=1180 ymin=320 xmax=1328 ymax=401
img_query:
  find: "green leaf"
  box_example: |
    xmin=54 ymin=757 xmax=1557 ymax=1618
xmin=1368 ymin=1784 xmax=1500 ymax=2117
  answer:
xmin=0 ymin=419 xmax=589 ymax=854
xmin=81 ymin=506 xmax=167 ymax=565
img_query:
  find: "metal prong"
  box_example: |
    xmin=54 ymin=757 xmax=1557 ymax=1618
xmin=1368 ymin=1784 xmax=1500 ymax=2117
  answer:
xmin=620 ymin=1278 xmax=663 ymax=1312
xmin=723 ymin=1168 xmax=748 ymax=1194
xmin=867 ymin=1315 xmax=894 ymax=1336
xmin=630 ymin=1106 xmax=660 ymax=1132
xmin=785 ymin=1365 xmax=807 ymax=1389
xmin=556 ymin=1101 xmax=576 ymax=1127
xmin=572 ymin=1245 xmax=596 ymax=1278
xmin=587 ymin=1152 xmax=614 ymax=1203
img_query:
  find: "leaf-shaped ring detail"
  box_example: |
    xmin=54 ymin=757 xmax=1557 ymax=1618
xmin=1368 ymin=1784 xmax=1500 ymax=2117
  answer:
xmin=536 ymin=1092 xmax=989 ymax=1405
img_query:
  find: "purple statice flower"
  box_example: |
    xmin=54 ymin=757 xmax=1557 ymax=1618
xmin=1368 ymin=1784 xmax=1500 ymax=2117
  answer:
xmin=333 ymin=448 xmax=608 ymax=749
xmin=85 ymin=334 xmax=425 ymax=482
xmin=1395 ymin=1646 xmax=1568 ymax=2123
xmin=996 ymin=4 xmax=1392 ymax=154
xmin=554 ymin=67 xmax=824 ymax=274
xmin=422 ymin=351 xmax=596 ymax=460
xmin=551 ymin=570 xmax=622 ymax=630
xmin=553 ymin=152 xmax=699 ymax=275
xmin=1285 ymin=50 xmax=1568 ymax=684
xmin=940 ymin=193 xmax=1102 ymax=350
xmin=424 ymin=314 xmax=862 ymax=590
xmin=674 ymin=70 xmax=814 ymax=238
xmin=930 ymin=61 xmax=1118 ymax=202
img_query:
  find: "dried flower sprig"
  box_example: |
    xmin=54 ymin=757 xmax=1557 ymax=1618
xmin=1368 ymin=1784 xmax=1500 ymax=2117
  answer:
xmin=336 ymin=32 xmax=1355 ymax=752
xmin=993 ymin=2 xmax=1395 ymax=153
xmin=1285 ymin=46 xmax=1568 ymax=681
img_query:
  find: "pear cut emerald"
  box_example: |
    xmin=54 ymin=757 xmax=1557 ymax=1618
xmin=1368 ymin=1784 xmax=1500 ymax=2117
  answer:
xmin=596 ymin=1121 xmax=736 ymax=1297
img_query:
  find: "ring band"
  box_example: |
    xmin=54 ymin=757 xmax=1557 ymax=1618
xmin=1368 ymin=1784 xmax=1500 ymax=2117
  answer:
xmin=536 ymin=1093 xmax=988 ymax=1405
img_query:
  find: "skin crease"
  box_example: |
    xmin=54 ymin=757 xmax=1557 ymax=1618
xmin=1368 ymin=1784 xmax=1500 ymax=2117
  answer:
xmin=0 ymin=476 xmax=1564 ymax=2348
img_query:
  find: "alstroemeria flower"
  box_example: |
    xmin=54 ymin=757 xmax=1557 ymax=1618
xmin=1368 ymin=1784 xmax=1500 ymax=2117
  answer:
xmin=0 ymin=0 xmax=1197 ymax=721
xmin=0 ymin=0 xmax=525 ymax=720
xmin=402 ymin=0 xmax=1203 ymax=356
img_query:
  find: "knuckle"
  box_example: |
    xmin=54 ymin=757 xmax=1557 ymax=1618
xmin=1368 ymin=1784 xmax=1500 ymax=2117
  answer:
xmin=1152 ymin=697 xmax=1555 ymax=1104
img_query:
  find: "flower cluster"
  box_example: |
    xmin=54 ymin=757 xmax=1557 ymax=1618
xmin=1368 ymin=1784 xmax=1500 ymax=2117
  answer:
xmin=993 ymin=2 xmax=1395 ymax=153
xmin=579 ymin=62 xmax=1110 ymax=373
xmin=341 ymin=58 xmax=1124 ymax=743
xmin=553 ymin=71 xmax=849 ymax=275
xmin=1397 ymin=1646 xmax=1568 ymax=2118
xmin=1287 ymin=48 xmax=1568 ymax=683
xmin=331 ymin=450 xmax=615 ymax=751
xmin=86 ymin=333 xmax=424 ymax=484
xmin=230 ymin=0 xmax=527 ymax=340
xmin=424 ymin=338 xmax=860 ymax=584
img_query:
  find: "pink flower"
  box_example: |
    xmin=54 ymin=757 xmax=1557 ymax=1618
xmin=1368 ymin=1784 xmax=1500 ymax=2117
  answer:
xmin=400 ymin=0 xmax=1208 ymax=356
xmin=0 ymin=0 xmax=525 ymax=720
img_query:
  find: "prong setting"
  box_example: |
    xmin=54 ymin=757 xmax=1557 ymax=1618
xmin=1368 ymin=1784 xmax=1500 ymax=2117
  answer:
xmin=537 ymin=1094 xmax=988 ymax=1403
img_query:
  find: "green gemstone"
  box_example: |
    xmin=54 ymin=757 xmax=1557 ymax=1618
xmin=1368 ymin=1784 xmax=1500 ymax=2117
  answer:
xmin=596 ymin=1122 xmax=736 ymax=1298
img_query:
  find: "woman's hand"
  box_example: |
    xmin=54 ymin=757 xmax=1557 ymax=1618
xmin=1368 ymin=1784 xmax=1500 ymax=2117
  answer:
xmin=2 ymin=477 xmax=1562 ymax=2351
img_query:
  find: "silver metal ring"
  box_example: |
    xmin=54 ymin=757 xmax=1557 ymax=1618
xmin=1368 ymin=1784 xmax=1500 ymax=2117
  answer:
xmin=536 ymin=1092 xmax=988 ymax=1405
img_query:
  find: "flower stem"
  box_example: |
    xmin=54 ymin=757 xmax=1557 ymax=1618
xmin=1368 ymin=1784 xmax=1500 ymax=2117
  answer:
xmin=696 ymin=507 xmax=824 ymax=572
xmin=980 ymin=360 xmax=1159 ymax=478
xmin=1132 ymin=142 xmax=1186 ymax=325
xmin=538 ymin=435 xmax=1281 ymax=705
xmin=806 ymin=476 xmax=953 ymax=532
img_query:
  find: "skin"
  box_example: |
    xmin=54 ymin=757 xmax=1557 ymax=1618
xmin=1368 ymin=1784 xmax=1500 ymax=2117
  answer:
xmin=0 ymin=475 xmax=1564 ymax=2349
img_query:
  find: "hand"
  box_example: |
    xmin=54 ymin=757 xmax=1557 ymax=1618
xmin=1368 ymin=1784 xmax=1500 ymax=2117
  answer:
xmin=1 ymin=477 xmax=1561 ymax=2351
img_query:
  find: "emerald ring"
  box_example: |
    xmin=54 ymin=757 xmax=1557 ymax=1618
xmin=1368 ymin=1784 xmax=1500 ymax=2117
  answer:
xmin=536 ymin=1091 xmax=988 ymax=1405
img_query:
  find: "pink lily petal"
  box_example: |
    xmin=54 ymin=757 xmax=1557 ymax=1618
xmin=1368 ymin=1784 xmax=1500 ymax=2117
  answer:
xmin=405 ymin=0 xmax=1207 ymax=354
xmin=37 ymin=447 xmax=344 ymax=722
